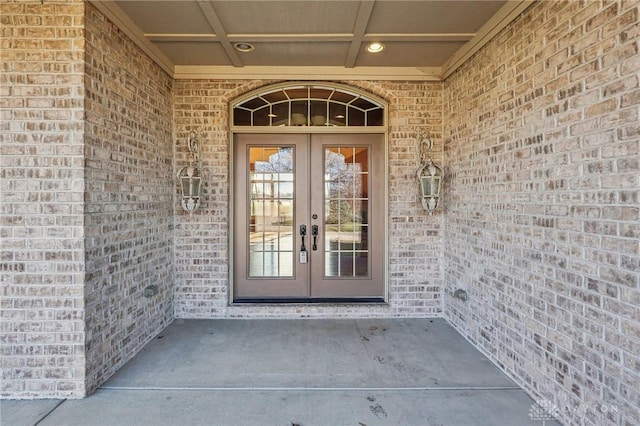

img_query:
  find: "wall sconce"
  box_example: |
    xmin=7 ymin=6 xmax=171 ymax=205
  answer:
xmin=416 ymin=129 xmax=443 ymax=215
xmin=177 ymin=131 xmax=203 ymax=214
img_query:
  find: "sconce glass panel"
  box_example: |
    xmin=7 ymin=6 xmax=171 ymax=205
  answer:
xmin=417 ymin=160 xmax=443 ymax=215
xmin=421 ymin=176 xmax=441 ymax=197
xmin=178 ymin=164 xmax=203 ymax=213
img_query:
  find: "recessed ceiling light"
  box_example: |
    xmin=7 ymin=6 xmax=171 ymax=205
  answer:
xmin=234 ymin=42 xmax=254 ymax=52
xmin=366 ymin=42 xmax=385 ymax=53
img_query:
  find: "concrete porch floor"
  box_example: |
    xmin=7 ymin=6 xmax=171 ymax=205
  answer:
xmin=1 ymin=319 xmax=561 ymax=425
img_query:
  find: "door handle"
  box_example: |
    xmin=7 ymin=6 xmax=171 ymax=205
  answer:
xmin=299 ymin=225 xmax=307 ymax=251
xmin=299 ymin=225 xmax=308 ymax=263
xmin=311 ymin=225 xmax=318 ymax=251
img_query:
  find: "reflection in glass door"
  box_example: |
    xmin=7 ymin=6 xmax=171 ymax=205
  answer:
xmin=233 ymin=133 xmax=385 ymax=302
xmin=249 ymin=147 xmax=294 ymax=277
xmin=323 ymin=146 xmax=369 ymax=277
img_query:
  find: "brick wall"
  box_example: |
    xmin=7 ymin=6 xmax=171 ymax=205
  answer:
xmin=83 ymin=4 xmax=174 ymax=394
xmin=173 ymin=80 xmax=444 ymax=318
xmin=1 ymin=0 xmax=86 ymax=397
xmin=1 ymin=0 xmax=174 ymax=398
xmin=5 ymin=0 xmax=636 ymax=410
xmin=444 ymin=1 xmax=639 ymax=425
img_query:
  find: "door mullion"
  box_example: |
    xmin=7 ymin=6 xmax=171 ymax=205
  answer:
xmin=309 ymin=137 xmax=325 ymax=295
xmin=300 ymin=134 xmax=312 ymax=296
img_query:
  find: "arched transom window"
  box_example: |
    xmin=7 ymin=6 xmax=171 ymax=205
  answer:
xmin=232 ymin=82 xmax=386 ymax=128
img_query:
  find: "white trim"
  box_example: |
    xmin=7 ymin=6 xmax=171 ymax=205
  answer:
xmin=228 ymin=33 xmax=354 ymax=42
xmin=230 ymin=81 xmax=387 ymax=109
xmin=229 ymin=130 xmax=389 ymax=304
xmin=363 ymin=33 xmax=475 ymax=42
xmin=174 ymin=66 xmax=443 ymax=81
xmin=230 ymin=127 xmax=388 ymax=134
xmin=441 ymin=0 xmax=535 ymax=79
xmin=230 ymin=81 xmax=388 ymax=130
xmin=229 ymin=82 xmax=389 ymax=304
xmin=146 ymin=34 xmax=219 ymax=42
xmin=145 ymin=33 xmax=475 ymax=43
xmin=89 ymin=0 xmax=175 ymax=77
xmin=90 ymin=0 xmax=532 ymax=81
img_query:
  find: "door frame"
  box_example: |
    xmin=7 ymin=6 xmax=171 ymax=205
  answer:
xmin=228 ymin=83 xmax=389 ymax=305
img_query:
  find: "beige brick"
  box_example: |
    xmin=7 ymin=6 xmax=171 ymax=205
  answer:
xmin=1 ymin=0 xmax=86 ymax=398
xmin=444 ymin=1 xmax=640 ymax=425
xmin=2 ymin=1 xmax=638 ymax=422
xmin=173 ymin=80 xmax=443 ymax=319
xmin=81 ymin=2 xmax=174 ymax=395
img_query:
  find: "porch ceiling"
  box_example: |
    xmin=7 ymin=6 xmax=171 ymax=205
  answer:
xmin=91 ymin=0 xmax=532 ymax=80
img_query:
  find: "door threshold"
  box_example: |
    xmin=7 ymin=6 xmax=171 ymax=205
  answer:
xmin=233 ymin=297 xmax=386 ymax=304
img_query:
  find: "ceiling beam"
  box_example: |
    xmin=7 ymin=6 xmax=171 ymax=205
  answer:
xmin=146 ymin=34 xmax=219 ymax=42
xmin=227 ymin=34 xmax=353 ymax=43
xmin=363 ymin=33 xmax=475 ymax=42
xmin=92 ymin=0 xmax=531 ymax=82
xmin=196 ymin=0 xmax=243 ymax=67
xmin=345 ymin=0 xmax=376 ymax=68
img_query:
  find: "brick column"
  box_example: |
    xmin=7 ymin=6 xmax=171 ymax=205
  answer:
xmin=1 ymin=0 xmax=86 ymax=398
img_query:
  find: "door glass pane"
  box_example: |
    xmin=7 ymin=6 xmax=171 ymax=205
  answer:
xmin=323 ymin=147 xmax=369 ymax=277
xmin=232 ymin=84 xmax=385 ymax=127
xmin=248 ymin=146 xmax=294 ymax=277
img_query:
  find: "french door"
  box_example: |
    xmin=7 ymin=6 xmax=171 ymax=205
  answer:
xmin=233 ymin=133 xmax=386 ymax=302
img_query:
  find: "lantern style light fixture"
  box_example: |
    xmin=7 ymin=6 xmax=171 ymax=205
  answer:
xmin=416 ymin=129 xmax=443 ymax=215
xmin=177 ymin=131 xmax=203 ymax=214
